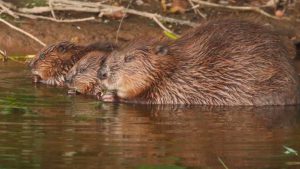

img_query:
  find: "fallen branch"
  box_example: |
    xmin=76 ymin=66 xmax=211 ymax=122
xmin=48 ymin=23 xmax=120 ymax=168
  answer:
xmin=187 ymin=0 xmax=206 ymax=19
xmin=0 ymin=18 xmax=46 ymax=47
xmin=192 ymin=0 xmax=291 ymax=21
xmin=17 ymin=0 xmax=198 ymax=27
xmin=49 ymin=0 xmax=57 ymax=19
xmin=15 ymin=12 xmax=96 ymax=23
xmin=0 ymin=0 xmax=18 ymax=19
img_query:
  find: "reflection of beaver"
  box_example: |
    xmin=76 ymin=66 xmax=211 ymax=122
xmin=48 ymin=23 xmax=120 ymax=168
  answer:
xmin=29 ymin=41 xmax=115 ymax=86
xmin=65 ymin=51 xmax=108 ymax=98
xmin=98 ymin=19 xmax=299 ymax=105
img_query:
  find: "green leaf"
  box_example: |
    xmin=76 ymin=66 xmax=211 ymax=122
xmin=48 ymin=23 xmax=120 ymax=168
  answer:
xmin=283 ymin=145 xmax=298 ymax=156
xmin=163 ymin=31 xmax=179 ymax=40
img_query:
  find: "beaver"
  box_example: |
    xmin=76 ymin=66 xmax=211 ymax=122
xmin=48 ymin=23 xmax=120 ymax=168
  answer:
xmin=98 ymin=19 xmax=299 ymax=105
xmin=65 ymin=51 xmax=108 ymax=98
xmin=29 ymin=41 xmax=116 ymax=86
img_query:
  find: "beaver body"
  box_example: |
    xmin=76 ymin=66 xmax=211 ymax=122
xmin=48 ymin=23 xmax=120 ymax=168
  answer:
xmin=66 ymin=51 xmax=107 ymax=98
xmin=29 ymin=41 xmax=115 ymax=86
xmin=98 ymin=19 xmax=299 ymax=105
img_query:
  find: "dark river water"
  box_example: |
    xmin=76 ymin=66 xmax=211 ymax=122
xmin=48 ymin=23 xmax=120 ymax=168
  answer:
xmin=0 ymin=61 xmax=300 ymax=169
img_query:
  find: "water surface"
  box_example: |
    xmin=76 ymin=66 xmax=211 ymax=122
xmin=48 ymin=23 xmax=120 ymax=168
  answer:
xmin=0 ymin=62 xmax=300 ymax=169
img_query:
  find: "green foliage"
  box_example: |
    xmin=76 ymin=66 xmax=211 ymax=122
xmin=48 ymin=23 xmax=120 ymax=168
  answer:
xmin=163 ymin=31 xmax=179 ymax=40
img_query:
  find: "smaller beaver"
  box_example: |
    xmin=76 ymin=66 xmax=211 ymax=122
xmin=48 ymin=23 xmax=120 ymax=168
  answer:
xmin=65 ymin=51 xmax=108 ymax=98
xmin=98 ymin=19 xmax=299 ymax=105
xmin=29 ymin=41 xmax=116 ymax=86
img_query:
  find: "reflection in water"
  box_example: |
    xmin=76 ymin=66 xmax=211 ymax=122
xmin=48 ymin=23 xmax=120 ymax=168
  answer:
xmin=0 ymin=62 xmax=300 ymax=169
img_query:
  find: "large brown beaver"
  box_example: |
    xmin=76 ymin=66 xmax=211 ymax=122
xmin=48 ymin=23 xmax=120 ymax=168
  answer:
xmin=98 ymin=19 xmax=300 ymax=105
xmin=29 ymin=41 xmax=115 ymax=86
xmin=65 ymin=51 xmax=108 ymax=98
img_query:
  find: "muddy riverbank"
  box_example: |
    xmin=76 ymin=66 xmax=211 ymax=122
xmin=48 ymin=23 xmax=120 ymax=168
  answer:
xmin=1 ymin=0 xmax=300 ymax=56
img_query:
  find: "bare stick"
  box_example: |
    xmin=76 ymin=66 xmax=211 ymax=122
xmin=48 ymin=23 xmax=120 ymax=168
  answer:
xmin=15 ymin=12 xmax=95 ymax=23
xmin=18 ymin=0 xmax=198 ymax=27
xmin=192 ymin=0 xmax=290 ymax=21
xmin=0 ymin=18 xmax=46 ymax=46
xmin=188 ymin=0 xmax=206 ymax=19
xmin=0 ymin=0 xmax=19 ymax=18
xmin=48 ymin=0 xmax=57 ymax=19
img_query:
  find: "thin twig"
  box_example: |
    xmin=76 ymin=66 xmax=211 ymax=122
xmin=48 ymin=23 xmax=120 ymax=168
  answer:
xmin=152 ymin=16 xmax=179 ymax=36
xmin=218 ymin=157 xmax=229 ymax=169
xmin=192 ymin=0 xmax=291 ymax=21
xmin=15 ymin=12 xmax=95 ymax=23
xmin=0 ymin=48 xmax=7 ymax=62
xmin=48 ymin=0 xmax=57 ymax=19
xmin=17 ymin=0 xmax=198 ymax=27
xmin=0 ymin=18 xmax=46 ymax=46
xmin=115 ymin=0 xmax=133 ymax=43
xmin=187 ymin=0 xmax=206 ymax=19
xmin=0 ymin=0 xmax=19 ymax=19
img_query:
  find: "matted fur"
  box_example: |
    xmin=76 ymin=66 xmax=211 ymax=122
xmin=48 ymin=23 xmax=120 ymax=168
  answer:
xmin=66 ymin=51 xmax=107 ymax=96
xmin=99 ymin=19 xmax=299 ymax=105
xmin=29 ymin=41 xmax=116 ymax=86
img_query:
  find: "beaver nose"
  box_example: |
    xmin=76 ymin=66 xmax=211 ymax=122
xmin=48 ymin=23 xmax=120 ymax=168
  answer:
xmin=98 ymin=67 xmax=108 ymax=80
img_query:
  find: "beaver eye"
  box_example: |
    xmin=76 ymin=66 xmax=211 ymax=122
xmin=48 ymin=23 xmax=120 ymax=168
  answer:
xmin=39 ymin=53 xmax=46 ymax=60
xmin=124 ymin=55 xmax=135 ymax=63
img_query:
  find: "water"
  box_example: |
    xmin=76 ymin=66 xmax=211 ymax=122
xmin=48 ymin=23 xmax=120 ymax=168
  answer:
xmin=0 ymin=61 xmax=300 ymax=169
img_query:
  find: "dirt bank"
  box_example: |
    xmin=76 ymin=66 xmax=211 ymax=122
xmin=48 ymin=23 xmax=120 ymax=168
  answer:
xmin=0 ymin=17 xmax=164 ymax=55
xmin=0 ymin=13 xmax=300 ymax=56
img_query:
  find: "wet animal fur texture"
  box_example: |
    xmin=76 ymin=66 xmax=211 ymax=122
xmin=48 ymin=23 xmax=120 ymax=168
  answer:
xmin=66 ymin=51 xmax=107 ymax=96
xmin=29 ymin=41 xmax=115 ymax=86
xmin=99 ymin=19 xmax=299 ymax=105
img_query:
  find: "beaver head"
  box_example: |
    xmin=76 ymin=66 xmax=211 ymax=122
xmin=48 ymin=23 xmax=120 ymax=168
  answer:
xmin=98 ymin=38 xmax=172 ymax=99
xmin=66 ymin=51 xmax=107 ymax=98
xmin=29 ymin=41 xmax=85 ymax=86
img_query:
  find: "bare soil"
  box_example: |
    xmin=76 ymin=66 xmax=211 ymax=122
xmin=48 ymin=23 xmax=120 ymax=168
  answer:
xmin=0 ymin=1 xmax=300 ymax=56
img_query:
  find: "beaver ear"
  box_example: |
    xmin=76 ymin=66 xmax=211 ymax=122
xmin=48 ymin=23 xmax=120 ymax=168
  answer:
xmin=154 ymin=45 xmax=168 ymax=56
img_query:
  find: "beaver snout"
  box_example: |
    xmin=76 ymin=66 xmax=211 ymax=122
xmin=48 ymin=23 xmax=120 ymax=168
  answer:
xmin=97 ymin=67 xmax=108 ymax=80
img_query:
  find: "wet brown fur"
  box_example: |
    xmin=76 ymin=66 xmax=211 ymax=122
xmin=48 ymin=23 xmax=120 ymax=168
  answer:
xmin=29 ymin=41 xmax=116 ymax=86
xmin=66 ymin=51 xmax=108 ymax=96
xmin=99 ymin=19 xmax=299 ymax=105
